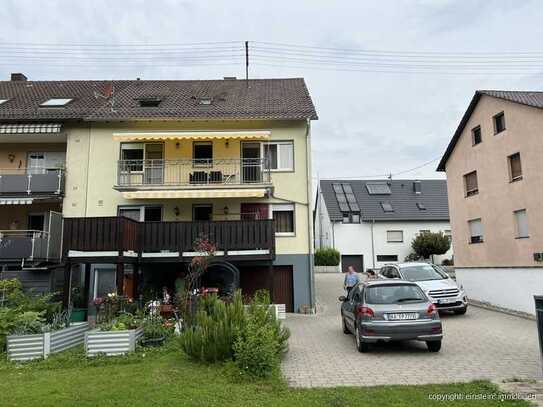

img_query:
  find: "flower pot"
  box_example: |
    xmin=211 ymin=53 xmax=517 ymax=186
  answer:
xmin=141 ymin=336 xmax=166 ymax=347
xmin=70 ymin=308 xmax=87 ymax=322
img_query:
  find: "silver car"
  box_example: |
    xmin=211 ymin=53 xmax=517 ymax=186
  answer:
xmin=339 ymin=280 xmax=443 ymax=353
xmin=378 ymin=262 xmax=468 ymax=315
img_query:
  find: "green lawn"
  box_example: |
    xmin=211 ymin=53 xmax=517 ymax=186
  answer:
xmin=0 ymin=340 xmax=530 ymax=407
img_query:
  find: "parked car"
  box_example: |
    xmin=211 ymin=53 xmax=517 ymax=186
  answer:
xmin=339 ymin=280 xmax=443 ymax=353
xmin=377 ymin=262 xmax=468 ymax=315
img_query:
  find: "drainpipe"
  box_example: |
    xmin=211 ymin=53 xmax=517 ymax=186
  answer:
xmin=305 ymin=119 xmax=315 ymax=312
xmin=370 ymin=219 xmax=376 ymax=269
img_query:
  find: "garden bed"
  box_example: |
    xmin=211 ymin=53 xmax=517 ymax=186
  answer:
xmin=85 ymin=327 xmax=143 ymax=357
xmin=7 ymin=322 xmax=89 ymax=362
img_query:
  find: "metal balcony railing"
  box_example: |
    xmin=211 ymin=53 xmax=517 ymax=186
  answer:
xmin=116 ymin=158 xmax=271 ymax=187
xmin=0 ymin=168 xmax=64 ymax=195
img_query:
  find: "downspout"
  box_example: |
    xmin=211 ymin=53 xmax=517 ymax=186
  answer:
xmin=305 ymin=119 xmax=315 ymax=312
xmin=370 ymin=219 xmax=376 ymax=269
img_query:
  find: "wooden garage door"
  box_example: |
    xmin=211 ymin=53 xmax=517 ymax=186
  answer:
xmin=273 ymin=266 xmax=294 ymax=313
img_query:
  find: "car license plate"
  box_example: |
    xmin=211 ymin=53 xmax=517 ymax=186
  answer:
xmin=438 ymin=298 xmax=455 ymax=304
xmin=387 ymin=313 xmax=418 ymax=321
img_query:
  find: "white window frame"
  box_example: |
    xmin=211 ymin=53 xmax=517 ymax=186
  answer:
xmin=262 ymin=141 xmax=294 ymax=172
xmin=468 ymin=218 xmax=484 ymax=244
xmin=270 ymin=203 xmax=295 ymax=236
xmin=40 ymin=98 xmax=73 ymax=107
xmin=386 ymin=230 xmax=403 ymax=243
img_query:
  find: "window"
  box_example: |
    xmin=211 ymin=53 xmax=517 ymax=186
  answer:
xmin=137 ymin=98 xmax=161 ymax=107
xmin=366 ymin=182 xmax=391 ymax=195
xmin=263 ymin=141 xmax=294 ymax=171
xmin=0 ymin=98 xmax=8 ymax=105
xmin=193 ymin=204 xmax=213 ymax=221
xmin=468 ymin=218 xmax=484 ymax=244
xmin=118 ymin=206 xmax=162 ymax=222
xmin=387 ymin=230 xmax=403 ymax=243
xmin=464 ymin=171 xmax=478 ymax=197
xmin=508 ymin=152 xmax=522 ymax=182
xmin=366 ymin=284 xmax=425 ymax=304
xmin=444 ymin=230 xmax=452 ymax=241
xmin=120 ymin=143 xmax=144 ymax=171
xmin=93 ymin=267 xmax=116 ymax=299
xmin=380 ymin=202 xmax=394 ymax=212
xmin=416 ymin=202 xmax=426 ymax=210
xmin=342 ymin=212 xmax=360 ymax=223
xmin=40 ymin=98 xmax=73 ymax=107
xmin=494 ymin=112 xmax=506 ymax=134
xmin=514 ymin=209 xmax=528 ymax=238
xmin=472 ymin=126 xmax=482 ymax=145
xmin=376 ymin=255 xmax=398 ymax=262
xmin=272 ymin=204 xmax=295 ymax=236
xmin=198 ymin=97 xmax=212 ymax=105
xmin=193 ymin=142 xmax=213 ymax=166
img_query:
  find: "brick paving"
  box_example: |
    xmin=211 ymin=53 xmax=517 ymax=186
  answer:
xmin=281 ymin=273 xmax=542 ymax=388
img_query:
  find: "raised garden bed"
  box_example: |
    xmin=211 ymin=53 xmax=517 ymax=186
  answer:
xmin=6 ymin=322 xmax=89 ymax=362
xmin=85 ymin=327 xmax=143 ymax=357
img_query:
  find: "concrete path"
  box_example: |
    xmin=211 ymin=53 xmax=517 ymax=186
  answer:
xmin=281 ymin=273 xmax=542 ymax=388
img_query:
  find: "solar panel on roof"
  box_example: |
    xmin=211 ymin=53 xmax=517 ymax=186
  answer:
xmin=341 ymin=183 xmax=353 ymax=194
xmin=332 ymin=184 xmax=343 ymax=193
xmin=348 ymin=202 xmax=360 ymax=212
xmin=336 ymin=194 xmax=347 ymax=203
xmin=338 ymin=202 xmax=350 ymax=212
xmin=366 ymin=183 xmax=391 ymax=195
xmin=345 ymin=193 xmax=356 ymax=203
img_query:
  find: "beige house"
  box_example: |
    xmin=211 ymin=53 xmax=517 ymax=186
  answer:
xmin=0 ymin=74 xmax=317 ymax=314
xmin=437 ymin=90 xmax=543 ymax=315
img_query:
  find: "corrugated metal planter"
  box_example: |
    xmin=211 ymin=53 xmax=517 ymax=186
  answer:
xmin=85 ymin=327 xmax=143 ymax=357
xmin=7 ymin=322 xmax=89 ymax=362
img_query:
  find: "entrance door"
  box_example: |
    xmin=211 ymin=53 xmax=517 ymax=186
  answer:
xmin=241 ymin=142 xmax=262 ymax=183
xmin=273 ymin=266 xmax=294 ymax=313
xmin=193 ymin=204 xmax=212 ymax=221
xmin=341 ymin=255 xmax=364 ymax=273
xmin=28 ymin=213 xmax=46 ymax=231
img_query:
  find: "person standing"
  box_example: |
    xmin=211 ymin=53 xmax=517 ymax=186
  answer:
xmin=343 ymin=265 xmax=360 ymax=295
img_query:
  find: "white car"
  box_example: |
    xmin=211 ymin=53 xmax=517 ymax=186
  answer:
xmin=377 ymin=262 xmax=468 ymax=315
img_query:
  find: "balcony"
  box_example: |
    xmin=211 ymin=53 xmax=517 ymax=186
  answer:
xmin=63 ymin=217 xmax=275 ymax=261
xmin=115 ymin=159 xmax=272 ymax=191
xmin=0 ymin=168 xmax=64 ymax=197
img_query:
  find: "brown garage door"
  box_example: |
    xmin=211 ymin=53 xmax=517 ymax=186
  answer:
xmin=273 ymin=266 xmax=294 ymax=313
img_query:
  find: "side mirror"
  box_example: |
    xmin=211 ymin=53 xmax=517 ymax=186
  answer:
xmin=338 ymin=296 xmax=347 ymax=302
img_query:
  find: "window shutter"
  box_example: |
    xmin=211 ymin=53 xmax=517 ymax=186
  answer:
xmin=514 ymin=210 xmax=528 ymax=238
xmin=465 ymin=171 xmax=478 ymax=193
xmin=387 ymin=230 xmax=403 ymax=242
xmin=469 ymin=219 xmax=483 ymax=237
xmin=510 ymin=153 xmax=522 ymax=180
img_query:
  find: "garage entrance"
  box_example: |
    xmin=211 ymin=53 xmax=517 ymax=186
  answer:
xmin=341 ymin=255 xmax=364 ymax=273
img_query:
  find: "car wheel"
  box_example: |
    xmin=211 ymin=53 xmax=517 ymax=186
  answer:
xmin=355 ymin=326 xmax=370 ymax=353
xmin=454 ymin=306 xmax=467 ymax=315
xmin=342 ymin=317 xmax=350 ymax=334
xmin=427 ymin=340 xmax=442 ymax=352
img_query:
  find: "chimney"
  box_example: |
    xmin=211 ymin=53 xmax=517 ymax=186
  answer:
xmin=413 ymin=180 xmax=422 ymax=194
xmin=11 ymin=73 xmax=27 ymax=82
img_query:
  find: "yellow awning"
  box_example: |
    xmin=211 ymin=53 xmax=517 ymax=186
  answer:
xmin=113 ymin=130 xmax=271 ymax=142
xmin=122 ymin=189 xmax=268 ymax=199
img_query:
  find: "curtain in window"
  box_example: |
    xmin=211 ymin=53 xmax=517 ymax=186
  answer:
xmin=278 ymin=143 xmax=293 ymax=169
xmin=514 ymin=210 xmax=528 ymax=237
xmin=274 ymin=211 xmax=294 ymax=233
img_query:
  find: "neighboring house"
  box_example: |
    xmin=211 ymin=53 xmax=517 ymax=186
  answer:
xmin=438 ymin=90 xmax=543 ymax=315
xmin=0 ymin=73 xmax=318 ymax=315
xmin=314 ymin=179 xmax=452 ymax=272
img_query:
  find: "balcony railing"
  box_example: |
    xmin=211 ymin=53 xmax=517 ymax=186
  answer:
xmin=62 ymin=217 xmax=275 ymax=260
xmin=0 ymin=168 xmax=64 ymax=196
xmin=116 ymin=159 xmax=271 ymax=188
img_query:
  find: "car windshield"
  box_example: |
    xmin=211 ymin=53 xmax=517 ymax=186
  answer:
xmin=366 ymin=284 xmax=426 ymax=304
xmin=400 ymin=264 xmax=448 ymax=282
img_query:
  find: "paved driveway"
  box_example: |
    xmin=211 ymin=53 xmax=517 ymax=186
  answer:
xmin=281 ymin=273 xmax=542 ymax=388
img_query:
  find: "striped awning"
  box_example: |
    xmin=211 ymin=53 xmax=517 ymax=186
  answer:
xmin=0 ymin=123 xmax=62 ymax=134
xmin=0 ymin=198 xmax=33 ymax=205
xmin=122 ymin=189 xmax=268 ymax=199
xmin=112 ymin=130 xmax=271 ymax=142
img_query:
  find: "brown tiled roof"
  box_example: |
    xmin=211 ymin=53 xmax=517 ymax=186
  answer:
xmin=0 ymin=78 xmax=317 ymax=122
xmin=437 ymin=90 xmax=543 ymax=171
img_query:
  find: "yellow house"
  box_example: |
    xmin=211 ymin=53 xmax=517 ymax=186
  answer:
xmin=0 ymin=74 xmax=318 ymax=314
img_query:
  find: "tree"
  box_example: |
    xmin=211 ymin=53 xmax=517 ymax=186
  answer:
xmin=411 ymin=231 xmax=451 ymax=262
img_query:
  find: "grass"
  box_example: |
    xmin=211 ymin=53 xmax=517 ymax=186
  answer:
xmin=0 ymin=340 xmax=531 ymax=407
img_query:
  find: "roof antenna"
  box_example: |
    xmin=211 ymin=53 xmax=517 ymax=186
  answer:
xmin=387 ymin=172 xmax=392 ymax=185
xmin=245 ymin=41 xmax=249 ymax=86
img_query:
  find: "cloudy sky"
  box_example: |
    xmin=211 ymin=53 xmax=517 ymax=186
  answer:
xmin=2 ymin=0 xmax=543 ymax=182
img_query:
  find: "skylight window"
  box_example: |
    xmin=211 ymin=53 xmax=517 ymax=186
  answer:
xmin=381 ymin=202 xmax=394 ymax=212
xmin=416 ymin=202 xmax=427 ymax=210
xmin=138 ymin=98 xmax=162 ymax=107
xmin=198 ymin=97 xmax=212 ymax=105
xmin=0 ymin=98 xmax=9 ymax=106
xmin=40 ymin=98 xmax=73 ymax=107
xmin=366 ymin=182 xmax=391 ymax=195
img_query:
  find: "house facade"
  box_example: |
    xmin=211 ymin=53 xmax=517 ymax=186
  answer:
xmin=315 ymin=179 xmax=452 ymax=272
xmin=438 ymin=90 xmax=543 ymax=315
xmin=0 ymin=74 xmax=317 ymax=315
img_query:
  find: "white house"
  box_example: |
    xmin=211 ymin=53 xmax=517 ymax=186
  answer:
xmin=314 ymin=179 xmax=453 ymax=271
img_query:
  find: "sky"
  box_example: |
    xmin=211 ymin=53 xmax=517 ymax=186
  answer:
xmin=2 ymin=0 xmax=543 ymax=182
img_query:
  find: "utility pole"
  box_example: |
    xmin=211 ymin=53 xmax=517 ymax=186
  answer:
xmin=245 ymin=41 xmax=249 ymax=85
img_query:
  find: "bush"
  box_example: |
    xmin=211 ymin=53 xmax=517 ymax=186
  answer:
xmin=404 ymin=252 xmax=423 ymax=262
xmin=442 ymin=258 xmax=454 ymax=266
xmin=314 ymin=247 xmax=340 ymax=266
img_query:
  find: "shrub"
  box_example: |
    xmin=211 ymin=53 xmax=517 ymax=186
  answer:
xmin=442 ymin=258 xmax=454 ymax=266
xmin=314 ymin=247 xmax=340 ymax=266
xmin=180 ymin=291 xmax=245 ymax=363
xmin=404 ymin=252 xmax=423 ymax=262
xmin=411 ymin=231 xmax=451 ymax=261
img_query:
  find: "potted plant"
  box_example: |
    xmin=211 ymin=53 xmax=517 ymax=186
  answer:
xmin=141 ymin=317 xmax=171 ymax=347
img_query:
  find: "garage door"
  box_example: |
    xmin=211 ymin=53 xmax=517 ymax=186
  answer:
xmin=273 ymin=266 xmax=294 ymax=313
xmin=341 ymin=255 xmax=364 ymax=273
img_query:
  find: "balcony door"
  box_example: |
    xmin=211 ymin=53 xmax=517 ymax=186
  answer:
xmin=120 ymin=143 xmax=163 ymax=185
xmin=144 ymin=144 xmax=164 ymax=185
xmin=241 ymin=142 xmax=262 ymax=183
